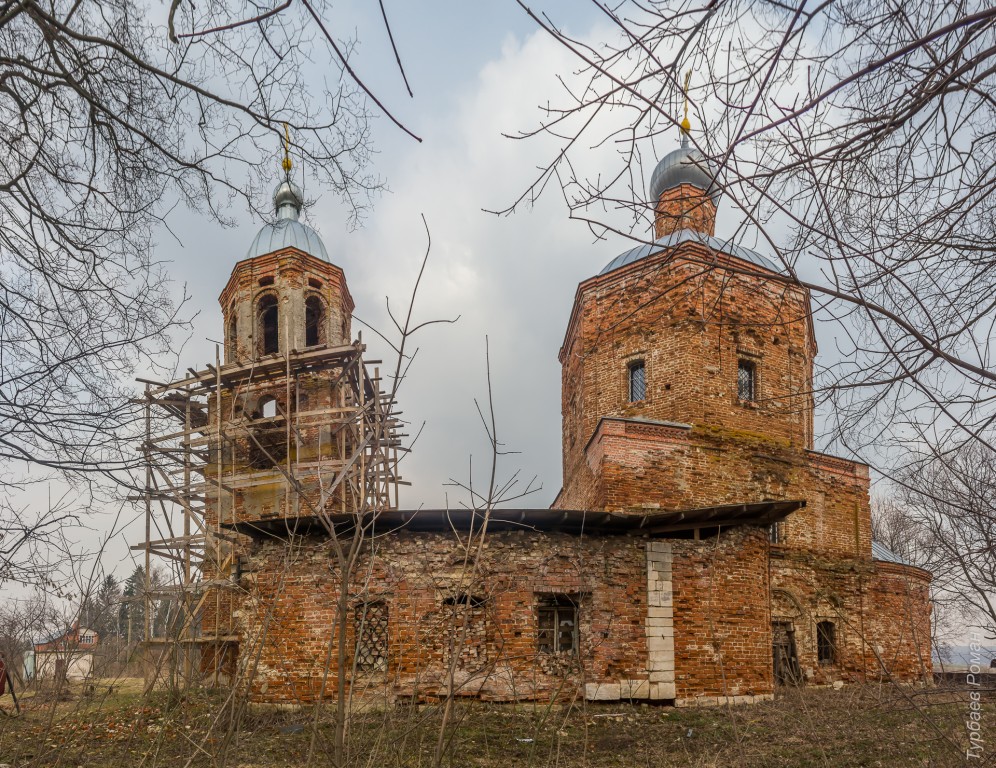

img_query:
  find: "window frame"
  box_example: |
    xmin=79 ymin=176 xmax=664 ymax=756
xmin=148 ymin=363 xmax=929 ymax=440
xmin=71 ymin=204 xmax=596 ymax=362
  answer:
xmin=628 ymin=359 xmax=647 ymax=403
xmin=354 ymin=600 xmax=389 ymax=673
xmin=257 ymin=293 xmax=280 ymax=356
xmin=737 ymin=358 xmax=758 ymax=402
xmin=304 ymin=294 xmax=326 ymax=348
xmin=816 ymin=620 xmax=836 ymax=665
xmin=537 ymin=595 xmax=579 ymax=655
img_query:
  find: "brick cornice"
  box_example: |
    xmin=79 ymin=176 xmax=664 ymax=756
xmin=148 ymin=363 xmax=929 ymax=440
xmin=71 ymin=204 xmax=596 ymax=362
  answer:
xmin=219 ymin=248 xmax=354 ymax=314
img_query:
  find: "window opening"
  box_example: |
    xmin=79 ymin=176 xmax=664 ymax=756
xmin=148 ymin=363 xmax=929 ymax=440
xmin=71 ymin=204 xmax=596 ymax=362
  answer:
xmin=259 ymin=396 xmax=278 ymax=419
xmin=443 ymin=594 xmax=486 ymax=607
xmin=354 ymin=601 xmax=388 ymax=672
xmin=247 ymin=395 xmax=285 ymax=468
xmin=537 ymin=595 xmax=578 ymax=654
xmin=305 ymin=295 xmax=325 ymax=347
xmin=628 ymin=361 xmax=646 ymax=402
xmin=816 ymin=621 xmax=836 ymax=665
xmin=738 ymin=359 xmax=757 ymax=401
xmin=258 ymin=294 xmax=279 ymax=355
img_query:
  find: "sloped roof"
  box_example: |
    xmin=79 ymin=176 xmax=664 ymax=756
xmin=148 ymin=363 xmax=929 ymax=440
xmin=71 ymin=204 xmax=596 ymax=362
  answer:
xmin=871 ymin=540 xmax=910 ymax=566
xmin=599 ymin=229 xmax=780 ymax=277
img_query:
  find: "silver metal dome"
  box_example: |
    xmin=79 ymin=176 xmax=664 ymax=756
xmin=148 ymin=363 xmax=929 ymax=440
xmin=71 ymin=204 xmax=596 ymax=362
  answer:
xmin=245 ymin=178 xmax=329 ymax=260
xmin=648 ymin=136 xmax=721 ymax=205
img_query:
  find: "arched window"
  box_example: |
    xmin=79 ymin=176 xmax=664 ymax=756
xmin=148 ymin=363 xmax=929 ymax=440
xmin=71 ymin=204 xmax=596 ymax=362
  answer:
xmin=227 ymin=314 xmax=238 ymax=357
xmin=257 ymin=294 xmax=279 ymax=355
xmin=305 ymin=295 xmax=325 ymax=347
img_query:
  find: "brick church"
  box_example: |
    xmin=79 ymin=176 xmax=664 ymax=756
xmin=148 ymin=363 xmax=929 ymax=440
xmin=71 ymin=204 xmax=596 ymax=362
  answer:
xmin=190 ymin=124 xmax=932 ymax=707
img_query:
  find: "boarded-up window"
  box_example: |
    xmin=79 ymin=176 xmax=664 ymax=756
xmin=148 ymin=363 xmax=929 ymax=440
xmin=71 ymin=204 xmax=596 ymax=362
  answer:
xmin=537 ymin=595 xmax=578 ymax=654
xmin=817 ymin=621 xmax=836 ymax=665
xmin=354 ymin=601 xmax=388 ymax=672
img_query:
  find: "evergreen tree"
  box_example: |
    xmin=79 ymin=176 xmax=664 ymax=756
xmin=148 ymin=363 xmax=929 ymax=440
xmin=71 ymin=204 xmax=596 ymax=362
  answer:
xmin=121 ymin=566 xmax=146 ymax=644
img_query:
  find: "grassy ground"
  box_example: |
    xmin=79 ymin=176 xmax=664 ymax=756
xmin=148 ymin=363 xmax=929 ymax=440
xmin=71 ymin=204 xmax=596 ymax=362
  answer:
xmin=0 ymin=680 xmax=986 ymax=767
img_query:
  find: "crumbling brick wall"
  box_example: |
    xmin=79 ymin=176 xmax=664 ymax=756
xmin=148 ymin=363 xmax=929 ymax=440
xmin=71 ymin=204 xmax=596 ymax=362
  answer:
xmin=558 ymin=242 xmax=815 ymax=509
xmin=238 ymin=531 xmax=654 ymax=704
xmin=671 ymin=526 xmax=773 ymax=705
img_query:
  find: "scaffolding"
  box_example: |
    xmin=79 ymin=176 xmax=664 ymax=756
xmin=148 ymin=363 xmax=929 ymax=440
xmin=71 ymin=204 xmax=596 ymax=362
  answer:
xmin=132 ymin=340 xmax=402 ymax=687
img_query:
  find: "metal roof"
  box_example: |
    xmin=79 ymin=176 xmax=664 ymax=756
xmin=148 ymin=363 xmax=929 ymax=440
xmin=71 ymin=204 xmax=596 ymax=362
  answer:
xmin=649 ymin=143 xmax=721 ymax=205
xmin=598 ymin=229 xmax=781 ymax=277
xmin=247 ymin=218 xmax=329 ymax=261
xmin=871 ymin=540 xmax=910 ymax=566
xmin=223 ymin=499 xmax=804 ymax=541
xmin=246 ymin=178 xmax=329 ymax=261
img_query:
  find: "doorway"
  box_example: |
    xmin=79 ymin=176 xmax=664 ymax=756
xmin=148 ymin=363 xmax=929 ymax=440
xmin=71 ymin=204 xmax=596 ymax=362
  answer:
xmin=772 ymin=621 xmax=802 ymax=685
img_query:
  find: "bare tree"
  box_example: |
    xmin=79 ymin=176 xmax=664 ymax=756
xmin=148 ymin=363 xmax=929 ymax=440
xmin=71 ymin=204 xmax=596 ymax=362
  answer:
xmin=0 ymin=0 xmax=419 ymax=585
xmin=884 ymin=443 xmax=996 ymax=643
xmin=505 ymin=0 xmax=996 ymax=474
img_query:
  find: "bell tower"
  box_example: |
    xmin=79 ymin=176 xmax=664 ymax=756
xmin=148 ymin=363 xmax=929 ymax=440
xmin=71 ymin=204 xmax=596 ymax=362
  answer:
xmin=137 ymin=139 xmax=400 ymax=685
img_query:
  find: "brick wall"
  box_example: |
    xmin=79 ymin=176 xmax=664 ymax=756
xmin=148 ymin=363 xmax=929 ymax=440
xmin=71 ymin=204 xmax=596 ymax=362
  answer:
xmin=671 ymin=526 xmax=774 ymax=705
xmin=655 ymin=183 xmax=717 ymax=238
xmin=770 ymin=555 xmax=932 ymax=685
xmin=238 ymin=531 xmax=656 ymax=704
xmin=559 ymin=242 xmax=815 ymax=508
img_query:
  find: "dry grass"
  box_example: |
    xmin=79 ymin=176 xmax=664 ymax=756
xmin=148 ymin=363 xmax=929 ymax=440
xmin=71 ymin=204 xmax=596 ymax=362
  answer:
xmin=0 ymin=681 xmax=986 ymax=767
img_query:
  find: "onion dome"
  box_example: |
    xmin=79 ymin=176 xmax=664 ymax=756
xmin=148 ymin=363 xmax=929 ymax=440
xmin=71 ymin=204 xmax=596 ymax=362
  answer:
xmin=648 ymin=131 xmax=721 ymax=206
xmin=246 ymin=178 xmax=329 ymax=261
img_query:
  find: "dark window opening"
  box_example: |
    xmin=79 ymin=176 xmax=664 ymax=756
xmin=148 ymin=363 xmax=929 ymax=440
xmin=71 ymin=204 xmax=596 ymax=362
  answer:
xmin=258 ymin=276 xmax=274 ymax=287
xmin=308 ymin=277 xmax=323 ymax=289
xmin=258 ymin=294 xmax=279 ymax=355
xmin=443 ymin=594 xmax=486 ymax=607
xmin=305 ymin=295 xmax=325 ymax=347
xmin=538 ymin=595 xmax=578 ymax=655
xmin=628 ymin=361 xmax=646 ymax=402
xmin=354 ymin=601 xmax=388 ymax=672
xmin=228 ymin=315 xmax=237 ymax=357
xmin=738 ymin=359 xmax=757 ymax=401
xmin=817 ymin=621 xmax=836 ymax=665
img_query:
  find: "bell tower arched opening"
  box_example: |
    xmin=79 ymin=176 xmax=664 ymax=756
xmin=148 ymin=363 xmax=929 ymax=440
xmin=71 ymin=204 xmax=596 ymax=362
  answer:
xmin=257 ymin=294 xmax=279 ymax=356
xmin=305 ymin=295 xmax=325 ymax=347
